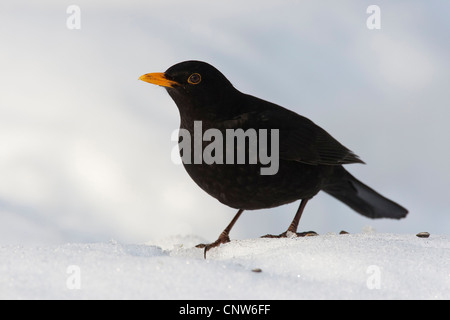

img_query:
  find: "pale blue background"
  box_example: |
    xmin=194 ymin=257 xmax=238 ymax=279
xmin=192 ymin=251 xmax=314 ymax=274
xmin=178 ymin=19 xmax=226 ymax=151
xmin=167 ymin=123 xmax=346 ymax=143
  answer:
xmin=1 ymin=1 xmax=449 ymax=244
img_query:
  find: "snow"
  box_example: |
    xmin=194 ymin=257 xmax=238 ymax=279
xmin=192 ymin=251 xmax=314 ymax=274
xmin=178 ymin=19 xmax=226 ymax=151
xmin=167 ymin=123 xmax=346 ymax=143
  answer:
xmin=1 ymin=2 xmax=449 ymax=301
xmin=1 ymin=233 xmax=449 ymax=300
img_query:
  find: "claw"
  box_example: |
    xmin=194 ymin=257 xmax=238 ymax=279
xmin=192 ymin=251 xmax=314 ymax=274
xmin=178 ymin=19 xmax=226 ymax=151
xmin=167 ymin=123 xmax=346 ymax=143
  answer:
xmin=196 ymin=234 xmax=231 ymax=259
xmin=261 ymin=231 xmax=318 ymax=238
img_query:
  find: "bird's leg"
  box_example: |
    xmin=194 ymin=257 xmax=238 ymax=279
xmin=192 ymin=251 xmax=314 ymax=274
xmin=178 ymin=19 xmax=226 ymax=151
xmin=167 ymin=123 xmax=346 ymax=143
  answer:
xmin=262 ymin=199 xmax=317 ymax=238
xmin=196 ymin=209 xmax=244 ymax=258
xmin=286 ymin=198 xmax=309 ymax=236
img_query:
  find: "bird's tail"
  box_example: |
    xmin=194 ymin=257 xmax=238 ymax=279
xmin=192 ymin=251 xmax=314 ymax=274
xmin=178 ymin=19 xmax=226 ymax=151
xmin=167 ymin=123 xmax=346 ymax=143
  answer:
xmin=322 ymin=166 xmax=408 ymax=219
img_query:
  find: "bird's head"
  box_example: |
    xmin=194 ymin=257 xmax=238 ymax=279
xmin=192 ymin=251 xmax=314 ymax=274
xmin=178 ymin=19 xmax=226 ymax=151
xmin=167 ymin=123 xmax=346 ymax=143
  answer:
xmin=139 ymin=61 xmax=236 ymax=118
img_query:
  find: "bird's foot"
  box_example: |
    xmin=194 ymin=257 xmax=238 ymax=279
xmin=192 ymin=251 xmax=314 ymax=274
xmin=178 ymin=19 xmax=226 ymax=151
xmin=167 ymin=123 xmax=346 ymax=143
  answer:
xmin=196 ymin=234 xmax=231 ymax=259
xmin=261 ymin=230 xmax=318 ymax=238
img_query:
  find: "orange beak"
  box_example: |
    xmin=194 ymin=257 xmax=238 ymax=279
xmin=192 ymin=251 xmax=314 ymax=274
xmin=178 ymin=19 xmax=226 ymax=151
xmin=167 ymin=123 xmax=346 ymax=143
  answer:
xmin=139 ymin=73 xmax=179 ymax=88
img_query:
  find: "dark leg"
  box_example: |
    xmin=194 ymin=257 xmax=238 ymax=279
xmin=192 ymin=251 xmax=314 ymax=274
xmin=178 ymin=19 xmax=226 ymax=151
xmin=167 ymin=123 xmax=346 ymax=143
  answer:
xmin=196 ymin=209 xmax=244 ymax=258
xmin=286 ymin=198 xmax=309 ymax=233
xmin=262 ymin=199 xmax=317 ymax=238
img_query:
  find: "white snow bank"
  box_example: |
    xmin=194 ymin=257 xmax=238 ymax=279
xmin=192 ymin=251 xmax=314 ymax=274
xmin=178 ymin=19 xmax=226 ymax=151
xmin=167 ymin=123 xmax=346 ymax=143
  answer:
xmin=1 ymin=233 xmax=449 ymax=300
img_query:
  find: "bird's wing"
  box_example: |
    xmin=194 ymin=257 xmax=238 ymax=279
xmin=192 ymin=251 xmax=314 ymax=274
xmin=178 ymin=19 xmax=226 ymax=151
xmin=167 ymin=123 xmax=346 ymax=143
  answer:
xmin=221 ymin=102 xmax=364 ymax=166
xmin=277 ymin=114 xmax=365 ymax=165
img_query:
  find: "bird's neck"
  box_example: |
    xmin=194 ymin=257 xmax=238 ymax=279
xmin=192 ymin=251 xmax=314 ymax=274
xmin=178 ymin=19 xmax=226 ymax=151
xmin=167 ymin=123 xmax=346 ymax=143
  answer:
xmin=176 ymin=90 xmax=246 ymax=132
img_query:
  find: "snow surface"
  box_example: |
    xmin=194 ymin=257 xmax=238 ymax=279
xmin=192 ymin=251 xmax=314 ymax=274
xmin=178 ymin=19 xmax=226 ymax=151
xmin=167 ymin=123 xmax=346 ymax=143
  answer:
xmin=1 ymin=232 xmax=449 ymax=300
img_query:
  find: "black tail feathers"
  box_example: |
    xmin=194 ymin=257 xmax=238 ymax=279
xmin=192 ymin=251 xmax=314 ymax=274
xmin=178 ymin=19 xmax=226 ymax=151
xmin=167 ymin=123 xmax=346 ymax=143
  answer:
xmin=323 ymin=166 xmax=408 ymax=219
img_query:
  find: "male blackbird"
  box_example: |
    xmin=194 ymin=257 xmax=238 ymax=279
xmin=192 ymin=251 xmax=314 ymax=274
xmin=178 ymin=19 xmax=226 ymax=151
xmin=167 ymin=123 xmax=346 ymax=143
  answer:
xmin=140 ymin=60 xmax=408 ymax=257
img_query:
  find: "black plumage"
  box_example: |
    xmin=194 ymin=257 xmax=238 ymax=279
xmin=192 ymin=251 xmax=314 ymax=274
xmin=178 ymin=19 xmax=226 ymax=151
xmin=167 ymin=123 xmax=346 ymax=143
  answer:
xmin=140 ymin=60 xmax=408 ymax=257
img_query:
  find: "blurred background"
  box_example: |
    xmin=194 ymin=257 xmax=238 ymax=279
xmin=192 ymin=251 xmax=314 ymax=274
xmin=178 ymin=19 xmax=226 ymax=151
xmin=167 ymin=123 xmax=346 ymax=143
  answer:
xmin=1 ymin=0 xmax=449 ymax=245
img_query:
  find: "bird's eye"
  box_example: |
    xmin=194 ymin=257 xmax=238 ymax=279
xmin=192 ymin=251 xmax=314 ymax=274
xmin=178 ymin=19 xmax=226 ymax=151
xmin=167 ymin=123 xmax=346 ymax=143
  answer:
xmin=188 ymin=73 xmax=201 ymax=85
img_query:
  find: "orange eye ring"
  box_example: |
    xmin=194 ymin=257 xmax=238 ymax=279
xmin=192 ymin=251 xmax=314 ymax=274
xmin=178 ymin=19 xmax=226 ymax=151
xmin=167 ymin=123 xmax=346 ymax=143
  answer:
xmin=187 ymin=73 xmax=201 ymax=85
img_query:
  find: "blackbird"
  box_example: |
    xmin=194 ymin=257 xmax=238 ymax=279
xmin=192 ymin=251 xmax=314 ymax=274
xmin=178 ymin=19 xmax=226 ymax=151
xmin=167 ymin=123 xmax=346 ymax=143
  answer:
xmin=140 ymin=60 xmax=408 ymax=257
